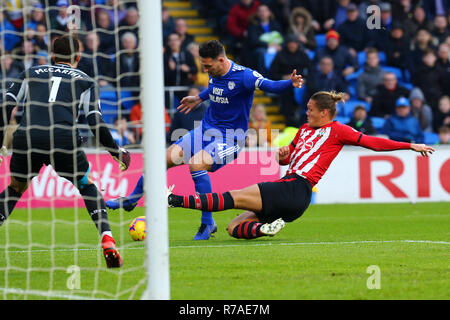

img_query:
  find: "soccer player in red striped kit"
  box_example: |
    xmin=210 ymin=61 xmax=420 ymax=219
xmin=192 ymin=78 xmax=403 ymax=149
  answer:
xmin=168 ymin=91 xmax=436 ymax=239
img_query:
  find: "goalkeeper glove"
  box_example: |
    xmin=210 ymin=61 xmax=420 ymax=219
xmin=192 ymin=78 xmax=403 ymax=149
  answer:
xmin=112 ymin=147 xmax=131 ymax=171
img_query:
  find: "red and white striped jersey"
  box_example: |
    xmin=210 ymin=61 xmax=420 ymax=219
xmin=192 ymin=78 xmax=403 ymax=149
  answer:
xmin=283 ymin=121 xmax=411 ymax=186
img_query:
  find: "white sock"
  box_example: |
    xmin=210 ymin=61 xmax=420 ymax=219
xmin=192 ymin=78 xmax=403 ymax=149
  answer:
xmin=101 ymin=231 xmax=113 ymax=240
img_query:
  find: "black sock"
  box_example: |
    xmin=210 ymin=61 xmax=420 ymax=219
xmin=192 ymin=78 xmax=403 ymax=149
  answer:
xmin=231 ymin=221 xmax=263 ymax=239
xmin=0 ymin=187 xmax=23 ymax=224
xmin=169 ymin=192 xmax=235 ymax=212
xmin=80 ymin=184 xmax=111 ymax=235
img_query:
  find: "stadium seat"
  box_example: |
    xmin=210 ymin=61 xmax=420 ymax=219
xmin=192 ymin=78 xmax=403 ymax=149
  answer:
xmin=371 ymin=117 xmax=386 ymax=131
xmin=378 ymin=51 xmax=387 ymax=65
xmin=357 ymin=51 xmax=387 ymax=67
xmin=399 ymin=82 xmax=413 ymax=90
xmin=335 ymin=116 xmax=350 ymax=124
xmin=345 ymin=68 xmax=364 ymax=82
xmin=294 ymin=85 xmax=307 ymax=105
xmin=99 ymin=89 xmax=118 ymax=124
xmin=381 ymin=66 xmax=403 ymax=81
xmin=424 ymin=132 xmax=440 ymax=145
xmin=264 ymin=51 xmax=277 ymax=70
xmin=342 ymin=100 xmax=370 ymax=117
xmin=358 ymin=51 xmax=366 ymax=66
xmin=100 ymin=101 xmax=119 ymax=124
xmin=307 ymin=50 xmax=315 ymax=61
xmin=315 ymin=34 xmax=326 ymax=48
xmin=119 ymin=90 xmax=135 ymax=110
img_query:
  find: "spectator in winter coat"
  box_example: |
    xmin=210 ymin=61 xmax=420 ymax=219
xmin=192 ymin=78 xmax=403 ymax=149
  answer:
xmin=433 ymin=95 xmax=450 ymax=131
xmin=411 ymin=48 xmax=446 ymax=110
xmin=357 ymin=48 xmax=386 ymax=103
xmin=337 ymin=3 xmax=368 ymax=56
xmin=288 ymin=7 xmax=317 ymax=51
xmin=314 ymin=29 xmax=358 ymax=77
xmin=226 ymin=0 xmax=261 ymax=40
xmin=270 ymin=34 xmax=311 ymax=126
xmin=409 ymin=87 xmax=434 ymax=132
xmin=382 ymin=97 xmax=424 ymax=143
xmin=370 ymin=72 xmax=410 ymax=117
xmin=347 ymin=105 xmax=376 ymax=135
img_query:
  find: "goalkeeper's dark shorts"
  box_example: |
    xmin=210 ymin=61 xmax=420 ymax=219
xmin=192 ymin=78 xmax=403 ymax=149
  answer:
xmin=10 ymin=147 xmax=90 ymax=184
xmin=256 ymin=174 xmax=312 ymax=224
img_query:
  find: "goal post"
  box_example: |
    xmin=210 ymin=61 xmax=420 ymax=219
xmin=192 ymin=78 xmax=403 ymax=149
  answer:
xmin=138 ymin=0 xmax=170 ymax=300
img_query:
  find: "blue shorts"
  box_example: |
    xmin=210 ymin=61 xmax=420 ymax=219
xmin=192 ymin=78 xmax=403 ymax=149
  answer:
xmin=174 ymin=125 xmax=244 ymax=172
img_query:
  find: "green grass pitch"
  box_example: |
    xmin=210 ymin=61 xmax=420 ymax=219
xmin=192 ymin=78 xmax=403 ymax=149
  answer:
xmin=0 ymin=202 xmax=448 ymax=300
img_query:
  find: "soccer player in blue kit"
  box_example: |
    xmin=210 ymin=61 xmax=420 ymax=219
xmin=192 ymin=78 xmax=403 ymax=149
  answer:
xmin=106 ymin=40 xmax=304 ymax=240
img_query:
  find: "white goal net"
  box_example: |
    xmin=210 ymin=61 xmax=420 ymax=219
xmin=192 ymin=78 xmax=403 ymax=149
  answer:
xmin=0 ymin=0 xmax=150 ymax=300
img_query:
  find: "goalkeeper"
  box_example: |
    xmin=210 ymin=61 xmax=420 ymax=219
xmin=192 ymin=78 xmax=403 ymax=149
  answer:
xmin=0 ymin=35 xmax=130 ymax=268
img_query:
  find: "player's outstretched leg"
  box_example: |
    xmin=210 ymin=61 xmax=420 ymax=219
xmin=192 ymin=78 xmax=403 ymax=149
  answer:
xmin=168 ymin=184 xmax=285 ymax=239
xmin=105 ymin=174 xmax=144 ymax=212
xmin=190 ymin=170 xmax=217 ymax=240
xmin=80 ymin=183 xmax=123 ymax=268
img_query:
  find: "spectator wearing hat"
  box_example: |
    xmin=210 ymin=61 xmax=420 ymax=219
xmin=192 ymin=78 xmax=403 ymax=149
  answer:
xmin=314 ymin=29 xmax=358 ymax=77
xmin=347 ymin=105 xmax=376 ymax=135
xmin=370 ymin=72 xmax=410 ymax=117
xmin=382 ymin=97 xmax=424 ymax=143
xmin=290 ymin=0 xmax=337 ymax=34
xmin=409 ymin=87 xmax=434 ymax=132
xmin=288 ymin=7 xmax=317 ymax=51
xmin=270 ymin=34 xmax=311 ymax=127
xmin=337 ymin=3 xmax=368 ymax=56
xmin=357 ymin=47 xmax=386 ymax=103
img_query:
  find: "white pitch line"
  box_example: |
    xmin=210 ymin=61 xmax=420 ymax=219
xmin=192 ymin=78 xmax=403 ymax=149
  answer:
xmin=1 ymin=239 xmax=449 ymax=254
xmin=0 ymin=287 xmax=109 ymax=300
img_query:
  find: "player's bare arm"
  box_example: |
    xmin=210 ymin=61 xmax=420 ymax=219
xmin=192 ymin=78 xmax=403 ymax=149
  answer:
xmin=410 ymin=143 xmax=435 ymax=157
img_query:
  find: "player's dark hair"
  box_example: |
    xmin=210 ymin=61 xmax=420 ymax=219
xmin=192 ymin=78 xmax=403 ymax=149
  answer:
xmin=53 ymin=35 xmax=80 ymax=64
xmin=199 ymin=40 xmax=226 ymax=59
xmin=311 ymin=91 xmax=346 ymax=118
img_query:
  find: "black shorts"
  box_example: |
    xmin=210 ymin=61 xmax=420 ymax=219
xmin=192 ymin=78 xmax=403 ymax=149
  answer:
xmin=256 ymin=174 xmax=312 ymax=224
xmin=10 ymin=148 xmax=90 ymax=184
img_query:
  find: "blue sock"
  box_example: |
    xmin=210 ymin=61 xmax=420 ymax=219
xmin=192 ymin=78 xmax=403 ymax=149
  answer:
xmin=191 ymin=170 xmax=214 ymax=225
xmin=128 ymin=174 xmax=144 ymax=203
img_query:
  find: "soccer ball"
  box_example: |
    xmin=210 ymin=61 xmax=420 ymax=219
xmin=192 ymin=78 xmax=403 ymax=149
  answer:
xmin=129 ymin=216 xmax=146 ymax=241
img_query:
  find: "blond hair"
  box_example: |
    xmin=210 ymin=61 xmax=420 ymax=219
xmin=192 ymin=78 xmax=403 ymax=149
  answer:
xmin=310 ymin=91 xmax=346 ymax=118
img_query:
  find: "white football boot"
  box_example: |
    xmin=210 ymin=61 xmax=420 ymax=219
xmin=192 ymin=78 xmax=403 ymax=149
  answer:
xmin=259 ymin=218 xmax=286 ymax=236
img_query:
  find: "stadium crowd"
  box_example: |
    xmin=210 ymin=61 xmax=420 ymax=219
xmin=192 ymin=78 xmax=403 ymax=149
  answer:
xmin=1 ymin=0 xmax=450 ymax=147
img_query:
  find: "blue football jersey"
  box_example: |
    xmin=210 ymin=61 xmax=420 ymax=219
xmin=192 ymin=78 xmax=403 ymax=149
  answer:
xmin=199 ymin=61 xmax=265 ymax=140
